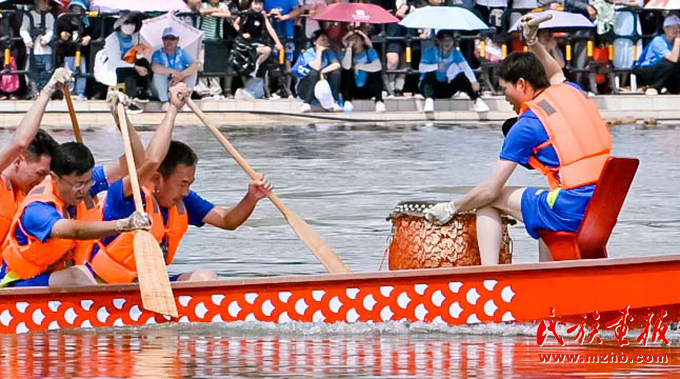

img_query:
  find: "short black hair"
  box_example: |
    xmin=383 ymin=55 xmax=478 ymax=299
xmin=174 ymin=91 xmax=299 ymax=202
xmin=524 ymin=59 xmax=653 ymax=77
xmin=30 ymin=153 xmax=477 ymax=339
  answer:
xmin=311 ymin=29 xmax=328 ymax=43
xmin=436 ymin=30 xmax=454 ymax=41
xmin=51 ymin=142 xmax=95 ymax=176
xmin=159 ymin=140 xmax=198 ymax=178
xmin=250 ymin=0 xmax=263 ymax=4
xmin=26 ymin=129 xmax=59 ymax=161
xmin=496 ymin=52 xmax=550 ymax=90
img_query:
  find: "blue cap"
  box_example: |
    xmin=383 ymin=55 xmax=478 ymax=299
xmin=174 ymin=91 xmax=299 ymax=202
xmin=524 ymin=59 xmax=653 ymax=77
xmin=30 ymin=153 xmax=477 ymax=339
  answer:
xmin=162 ymin=27 xmax=179 ymax=39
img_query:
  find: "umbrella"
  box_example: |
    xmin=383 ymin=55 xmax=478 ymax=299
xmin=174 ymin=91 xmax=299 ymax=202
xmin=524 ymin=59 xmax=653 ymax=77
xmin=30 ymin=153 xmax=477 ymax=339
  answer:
xmin=313 ymin=3 xmax=399 ymax=24
xmin=140 ymin=13 xmax=203 ymax=62
xmin=645 ymin=0 xmax=680 ymax=10
xmin=399 ymin=6 xmax=488 ymax=31
xmin=90 ymin=0 xmax=188 ymax=13
xmin=508 ymin=10 xmax=594 ymax=32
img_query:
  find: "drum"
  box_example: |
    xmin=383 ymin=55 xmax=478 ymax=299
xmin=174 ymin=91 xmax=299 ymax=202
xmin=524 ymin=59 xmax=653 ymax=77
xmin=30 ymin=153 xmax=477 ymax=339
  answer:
xmin=387 ymin=201 xmax=514 ymax=270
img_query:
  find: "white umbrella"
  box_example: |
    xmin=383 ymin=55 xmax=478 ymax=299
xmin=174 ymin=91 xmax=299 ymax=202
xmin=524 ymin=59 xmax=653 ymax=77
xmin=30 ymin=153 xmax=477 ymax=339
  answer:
xmin=399 ymin=6 xmax=488 ymax=31
xmin=140 ymin=13 xmax=203 ymax=62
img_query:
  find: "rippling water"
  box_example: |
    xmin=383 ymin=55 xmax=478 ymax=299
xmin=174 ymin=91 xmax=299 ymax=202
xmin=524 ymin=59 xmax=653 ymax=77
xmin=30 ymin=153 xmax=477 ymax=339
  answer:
xmin=1 ymin=121 xmax=679 ymax=376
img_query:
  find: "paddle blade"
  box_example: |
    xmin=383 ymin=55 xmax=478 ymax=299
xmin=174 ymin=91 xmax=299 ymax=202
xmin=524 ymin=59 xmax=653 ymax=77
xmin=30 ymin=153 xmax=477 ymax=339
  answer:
xmin=133 ymin=231 xmax=179 ymax=318
xmin=282 ymin=208 xmax=351 ymax=274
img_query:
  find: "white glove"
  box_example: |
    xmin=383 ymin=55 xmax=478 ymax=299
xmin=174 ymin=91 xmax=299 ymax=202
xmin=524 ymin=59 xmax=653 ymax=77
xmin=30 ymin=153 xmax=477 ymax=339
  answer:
xmin=519 ymin=15 xmax=540 ymax=47
xmin=106 ymin=90 xmax=131 ymax=126
xmin=43 ymin=67 xmax=73 ymax=96
xmin=425 ymin=201 xmax=457 ymax=225
xmin=116 ymin=211 xmax=152 ymax=232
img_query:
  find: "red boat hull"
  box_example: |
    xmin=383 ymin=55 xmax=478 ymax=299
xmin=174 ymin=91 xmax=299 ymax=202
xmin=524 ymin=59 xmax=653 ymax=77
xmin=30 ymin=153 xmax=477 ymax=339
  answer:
xmin=2 ymin=255 xmax=679 ymax=334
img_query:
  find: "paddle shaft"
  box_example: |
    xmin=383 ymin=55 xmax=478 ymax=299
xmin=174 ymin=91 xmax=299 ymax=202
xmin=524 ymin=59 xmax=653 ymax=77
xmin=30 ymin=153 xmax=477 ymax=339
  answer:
xmin=186 ymin=99 xmax=351 ymax=274
xmin=116 ymin=104 xmax=144 ymax=213
xmin=62 ymin=85 xmax=83 ymax=143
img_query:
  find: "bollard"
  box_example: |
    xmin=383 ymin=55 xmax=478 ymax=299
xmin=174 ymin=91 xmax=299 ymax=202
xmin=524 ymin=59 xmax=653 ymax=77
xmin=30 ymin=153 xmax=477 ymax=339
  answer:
xmin=405 ymin=45 xmax=411 ymax=64
xmin=608 ymin=45 xmax=614 ymax=61
xmin=523 ymin=45 xmax=528 ymax=52
xmin=502 ymin=44 xmax=507 ymax=59
xmin=278 ymin=48 xmax=285 ymax=65
xmin=3 ymin=49 xmax=9 ymax=66
xmin=76 ymin=50 xmax=82 ymax=68
xmin=587 ymin=40 xmax=593 ymax=58
xmin=480 ymin=40 xmax=486 ymax=58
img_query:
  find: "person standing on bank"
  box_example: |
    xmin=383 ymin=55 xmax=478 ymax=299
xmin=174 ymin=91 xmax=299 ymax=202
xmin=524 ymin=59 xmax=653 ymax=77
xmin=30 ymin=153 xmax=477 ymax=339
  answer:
xmin=425 ymin=15 xmax=613 ymax=264
xmin=419 ymin=30 xmax=490 ymax=113
xmin=340 ymin=30 xmax=386 ymax=113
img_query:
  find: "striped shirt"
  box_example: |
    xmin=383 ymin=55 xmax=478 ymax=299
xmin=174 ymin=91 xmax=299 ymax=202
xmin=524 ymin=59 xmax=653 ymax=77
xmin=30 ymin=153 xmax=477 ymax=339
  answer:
xmin=200 ymin=2 xmax=230 ymax=40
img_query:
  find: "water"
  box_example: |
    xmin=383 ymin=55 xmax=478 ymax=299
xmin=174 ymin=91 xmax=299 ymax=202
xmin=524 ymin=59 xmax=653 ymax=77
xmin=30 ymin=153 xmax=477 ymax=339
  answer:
xmin=1 ymin=121 xmax=679 ymax=376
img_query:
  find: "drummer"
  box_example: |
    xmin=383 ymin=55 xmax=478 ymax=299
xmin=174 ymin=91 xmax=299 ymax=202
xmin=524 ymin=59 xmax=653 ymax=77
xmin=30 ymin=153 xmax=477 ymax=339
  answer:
xmin=425 ymin=15 xmax=612 ymax=264
xmin=87 ymin=84 xmax=272 ymax=284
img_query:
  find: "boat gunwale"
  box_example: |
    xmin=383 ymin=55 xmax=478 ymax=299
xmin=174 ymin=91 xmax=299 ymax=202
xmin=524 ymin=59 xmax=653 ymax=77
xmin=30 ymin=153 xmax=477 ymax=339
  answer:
xmin=1 ymin=254 xmax=679 ymax=297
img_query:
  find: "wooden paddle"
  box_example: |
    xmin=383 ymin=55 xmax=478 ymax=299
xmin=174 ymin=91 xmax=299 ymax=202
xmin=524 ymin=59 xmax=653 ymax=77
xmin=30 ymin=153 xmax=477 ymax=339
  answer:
xmin=186 ymin=99 xmax=351 ymax=274
xmin=116 ymin=103 xmax=179 ymax=317
xmin=62 ymin=85 xmax=83 ymax=143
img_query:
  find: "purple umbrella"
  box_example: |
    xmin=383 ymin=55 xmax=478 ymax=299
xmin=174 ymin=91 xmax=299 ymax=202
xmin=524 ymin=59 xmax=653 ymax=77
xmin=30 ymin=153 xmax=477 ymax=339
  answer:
xmin=91 ymin=0 xmax=188 ymax=13
xmin=508 ymin=10 xmax=594 ymax=32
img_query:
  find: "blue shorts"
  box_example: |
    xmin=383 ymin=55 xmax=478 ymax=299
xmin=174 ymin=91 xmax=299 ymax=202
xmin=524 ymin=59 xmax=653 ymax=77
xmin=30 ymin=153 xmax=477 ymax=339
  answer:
xmin=0 ymin=262 xmax=51 ymax=287
xmin=521 ymin=187 xmax=590 ymax=239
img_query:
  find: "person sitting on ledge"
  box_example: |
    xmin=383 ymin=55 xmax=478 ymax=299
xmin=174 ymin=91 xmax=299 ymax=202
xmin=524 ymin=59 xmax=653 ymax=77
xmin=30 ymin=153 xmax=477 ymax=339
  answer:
xmin=634 ymin=14 xmax=680 ymax=95
xmin=340 ymin=30 xmax=386 ymax=113
xmin=418 ymin=30 xmax=490 ymax=113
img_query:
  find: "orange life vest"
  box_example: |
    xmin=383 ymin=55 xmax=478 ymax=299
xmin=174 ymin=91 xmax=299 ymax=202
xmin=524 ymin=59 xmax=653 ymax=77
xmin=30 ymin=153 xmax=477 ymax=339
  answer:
xmin=2 ymin=176 xmax=102 ymax=280
xmin=0 ymin=175 xmax=23 ymax=247
xmin=520 ymin=82 xmax=612 ymax=190
xmin=89 ymin=186 xmax=189 ymax=284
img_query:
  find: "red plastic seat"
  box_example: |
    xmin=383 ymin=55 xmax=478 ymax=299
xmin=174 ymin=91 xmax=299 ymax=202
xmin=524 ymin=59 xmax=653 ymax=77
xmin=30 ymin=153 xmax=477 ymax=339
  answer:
xmin=538 ymin=157 xmax=639 ymax=261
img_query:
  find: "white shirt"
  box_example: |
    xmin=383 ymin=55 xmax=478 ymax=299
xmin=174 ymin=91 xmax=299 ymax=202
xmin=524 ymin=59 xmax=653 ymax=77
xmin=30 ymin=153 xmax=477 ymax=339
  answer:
xmin=20 ymin=10 xmax=55 ymax=55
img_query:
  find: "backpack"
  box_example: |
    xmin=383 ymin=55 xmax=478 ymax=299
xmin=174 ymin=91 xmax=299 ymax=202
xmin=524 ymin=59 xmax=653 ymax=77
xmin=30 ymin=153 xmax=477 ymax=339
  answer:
xmin=227 ymin=37 xmax=257 ymax=76
xmin=0 ymin=57 xmax=20 ymax=94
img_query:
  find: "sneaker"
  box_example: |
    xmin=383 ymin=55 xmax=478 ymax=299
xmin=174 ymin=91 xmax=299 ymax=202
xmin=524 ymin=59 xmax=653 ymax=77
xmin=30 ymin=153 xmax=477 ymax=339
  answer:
xmin=133 ymin=97 xmax=149 ymax=104
xmin=300 ymin=103 xmax=312 ymax=113
xmin=645 ymin=88 xmax=658 ymax=96
xmin=343 ymin=101 xmax=354 ymax=113
xmin=331 ymin=103 xmax=343 ymax=112
xmin=127 ymin=103 xmax=143 ymax=115
xmin=423 ymin=98 xmax=434 ymax=113
xmin=375 ymin=101 xmax=386 ymax=113
xmin=74 ymin=94 xmax=87 ymax=101
xmin=212 ymin=94 xmax=225 ymax=101
xmin=472 ymin=98 xmax=490 ymax=113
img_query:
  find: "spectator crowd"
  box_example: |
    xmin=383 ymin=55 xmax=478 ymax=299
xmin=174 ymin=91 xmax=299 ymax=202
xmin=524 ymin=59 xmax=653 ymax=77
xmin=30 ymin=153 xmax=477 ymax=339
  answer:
xmin=0 ymin=0 xmax=678 ymax=113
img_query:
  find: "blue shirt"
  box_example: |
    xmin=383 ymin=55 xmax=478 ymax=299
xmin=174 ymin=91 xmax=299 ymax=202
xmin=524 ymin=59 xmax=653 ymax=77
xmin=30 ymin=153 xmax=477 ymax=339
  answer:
xmin=151 ymin=47 xmax=194 ymax=71
xmin=302 ymin=48 xmax=338 ymax=71
xmin=16 ymin=165 xmax=109 ymax=245
xmin=639 ymin=35 xmax=673 ymax=67
xmin=98 ymin=179 xmax=215 ymax=247
xmin=264 ymin=0 xmax=298 ymax=39
xmin=342 ymin=49 xmax=379 ymax=88
xmin=420 ymin=47 xmax=471 ymax=83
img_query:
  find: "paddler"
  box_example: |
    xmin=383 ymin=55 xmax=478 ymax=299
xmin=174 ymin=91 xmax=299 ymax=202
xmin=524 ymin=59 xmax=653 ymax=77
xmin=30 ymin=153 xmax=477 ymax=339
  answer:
xmin=0 ymin=141 xmax=152 ymax=287
xmin=425 ymin=14 xmax=612 ymax=264
xmin=0 ymin=69 xmax=146 ymax=247
xmin=88 ymin=83 xmax=272 ymax=284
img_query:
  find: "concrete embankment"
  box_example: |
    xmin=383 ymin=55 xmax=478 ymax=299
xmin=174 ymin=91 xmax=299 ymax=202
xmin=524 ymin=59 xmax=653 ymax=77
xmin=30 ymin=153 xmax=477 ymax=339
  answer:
xmin=0 ymin=95 xmax=677 ymax=129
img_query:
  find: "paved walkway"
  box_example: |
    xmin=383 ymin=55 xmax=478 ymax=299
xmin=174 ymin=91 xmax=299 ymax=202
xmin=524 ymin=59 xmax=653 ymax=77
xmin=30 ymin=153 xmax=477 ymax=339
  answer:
xmin=0 ymin=95 xmax=677 ymax=128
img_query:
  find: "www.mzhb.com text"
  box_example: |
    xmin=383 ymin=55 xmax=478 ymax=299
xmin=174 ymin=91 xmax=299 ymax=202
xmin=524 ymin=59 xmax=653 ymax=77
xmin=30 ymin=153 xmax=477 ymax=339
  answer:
xmin=538 ymin=352 xmax=669 ymax=364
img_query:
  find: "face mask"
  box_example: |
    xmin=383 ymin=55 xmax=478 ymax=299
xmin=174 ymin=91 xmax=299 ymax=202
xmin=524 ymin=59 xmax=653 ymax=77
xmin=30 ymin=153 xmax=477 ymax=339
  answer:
xmin=121 ymin=24 xmax=136 ymax=35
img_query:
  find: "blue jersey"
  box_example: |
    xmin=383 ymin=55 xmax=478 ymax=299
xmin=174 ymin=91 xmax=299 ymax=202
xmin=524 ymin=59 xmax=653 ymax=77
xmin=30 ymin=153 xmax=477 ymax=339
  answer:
xmin=98 ymin=179 xmax=215 ymax=248
xmin=639 ymin=35 xmax=673 ymax=67
xmin=500 ymin=84 xmax=596 ymax=239
xmin=151 ymin=47 xmax=195 ymax=71
xmin=15 ymin=165 xmax=109 ymax=245
xmin=342 ymin=49 xmax=379 ymax=88
xmin=264 ymin=0 xmax=298 ymax=39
